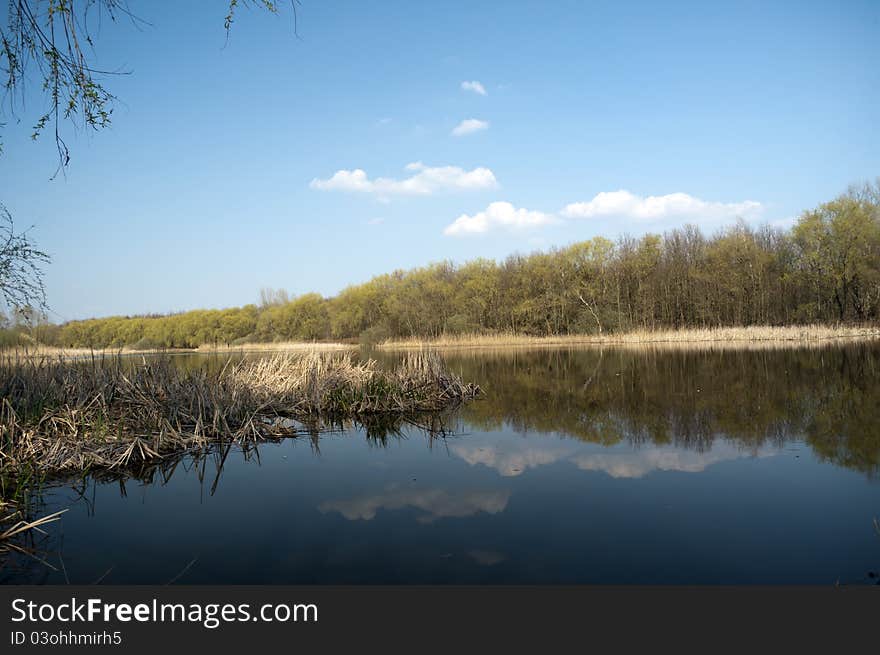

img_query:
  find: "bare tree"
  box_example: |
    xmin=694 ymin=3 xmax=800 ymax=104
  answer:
xmin=0 ymin=203 xmax=49 ymax=309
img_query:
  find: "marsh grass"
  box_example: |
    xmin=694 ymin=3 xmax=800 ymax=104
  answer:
xmin=0 ymin=341 xmax=354 ymax=362
xmin=0 ymin=350 xmax=480 ymax=477
xmin=196 ymin=341 xmax=353 ymax=353
xmin=0 ymin=345 xmax=169 ymax=362
xmin=378 ymin=325 xmax=880 ymax=351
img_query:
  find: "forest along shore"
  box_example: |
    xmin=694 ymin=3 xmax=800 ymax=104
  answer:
xmin=3 ymin=186 xmax=879 ymax=353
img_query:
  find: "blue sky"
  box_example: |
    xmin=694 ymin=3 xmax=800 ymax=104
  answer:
xmin=1 ymin=0 xmax=878 ymax=321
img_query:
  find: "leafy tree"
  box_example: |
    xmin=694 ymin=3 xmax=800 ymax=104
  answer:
xmin=18 ymin=183 xmax=880 ymax=350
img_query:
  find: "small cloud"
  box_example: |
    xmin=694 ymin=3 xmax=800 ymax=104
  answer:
xmin=561 ymin=190 xmax=763 ymax=225
xmin=451 ymin=118 xmax=489 ymax=137
xmin=451 ymin=440 xmax=571 ymax=475
xmin=366 ymin=217 xmax=385 ymax=225
xmin=310 ymin=162 xmax=498 ymax=197
xmin=318 ymin=487 xmax=510 ymax=523
xmin=461 ymin=80 xmax=487 ymax=96
xmin=469 ymin=550 xmax=506 ymax=566
xmin=376 ymin=117 xmax=392 ymax=125
xmin=311 ymin=169 xmax=373 ymax=193
xmin=444 ymin=201 xmax=558 ymax=237
xmin=571 ymin=445 xmax=777 ymax=479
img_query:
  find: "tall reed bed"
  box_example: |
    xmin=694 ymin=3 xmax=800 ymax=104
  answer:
xmin=0 ymin=351 xmax=480 ymax=477
xmin=378 ymin=325 xmax=880 ymax=351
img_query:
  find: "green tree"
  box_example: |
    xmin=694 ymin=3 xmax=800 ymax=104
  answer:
xmin=793 ymin=189 xmax=880 ymax=321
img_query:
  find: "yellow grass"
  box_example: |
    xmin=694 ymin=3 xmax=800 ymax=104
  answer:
xmin=1 ymin=341 xmax=353 ymax=361
xmin=0 ymin=351 xmax=480 ymax=475
xmin=0 ymin=345 xmax=164 ymax=361
xmin=196 ymin=341 xmax=353 ymax=353
xmin=378 ymin=325 xmax=880 ymax=351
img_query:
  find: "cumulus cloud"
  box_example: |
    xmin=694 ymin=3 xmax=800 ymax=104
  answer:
xmin=451 ymin=441 xmax=575 ymax=476
xmin=451 ymin=118 xmax=490 ymax=136
xmin=461 ymin=80 xmax=487 ymax=96
xmin=570 ymin=445 xmax=776 ymax=479
xmin=451 ymin=434 xmax=779 ymax=479
xmin=310 ymin=162 xmax=498 ymax=197
xmin=561 ymin=190 xmax=762 ymax=223
xmin=318 ymin=486 xmax=510 ymax=523
xmin=444 ymin=201 xmax=557 ymax=237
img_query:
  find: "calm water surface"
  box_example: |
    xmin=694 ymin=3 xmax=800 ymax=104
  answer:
xmin=3 ymin=344 xmax=879 ymax=584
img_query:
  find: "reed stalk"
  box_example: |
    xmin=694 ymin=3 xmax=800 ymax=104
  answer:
xmin=0 ymin=351 xmax=480 ymax=477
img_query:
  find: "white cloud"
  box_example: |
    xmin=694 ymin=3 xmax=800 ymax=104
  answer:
xmin=451 ymin=118 xmax=489 ymax=137
xmin=366 ymin=217 xmax=385 ymax=226
xmin=450 ymin=434 xmax=779 ymax=480
xmin=561 ymin=190 xmax=763 ymax=224
xmin=571 ymin=445 xmax=776 ymax=479
xmin=444 ymin=201 xmax=558 ymax=237
xmin=318 ymin=487 xmax=510 ymax=523
xmin=451 ymin=440 xmax=574 ymax=476
xmin=310 ymin=162 xmax=498 ymax=197
xmin=461 ymin=80 xmax=487 ymax=96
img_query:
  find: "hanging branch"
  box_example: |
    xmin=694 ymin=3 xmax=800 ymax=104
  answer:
xmin=0 ymin=203 xmax=50 ymax=310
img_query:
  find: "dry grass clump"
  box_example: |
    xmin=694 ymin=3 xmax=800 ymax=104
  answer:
xmin=379 ymin=325 xmax=880 ymax=351
xmin=0 ymin=351 xmax=480 ymax=476
xmin=0 ymin=501 xmax=65 ymax=557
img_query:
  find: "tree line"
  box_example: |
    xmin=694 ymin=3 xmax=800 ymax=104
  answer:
xmin=3 ymin=182 xmax=879 ymax=349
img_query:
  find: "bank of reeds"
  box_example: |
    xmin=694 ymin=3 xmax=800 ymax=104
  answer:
xmin=378 ymin=325 xmax=880 ymax=351
xmin=195 ymin=341 xmax=353 ymax=354
xmin=0 ymin=340 xmax=354 ymax=362
xmin=0 ymin=351 xmax=480 ymax=477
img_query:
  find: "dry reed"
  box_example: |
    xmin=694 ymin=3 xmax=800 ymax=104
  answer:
xmin=0 ymin=351 xmax=480 ymax=477
xmin=196 ymin=341 xmax=353 ymax=354
xmin=378 ymin=325 xmax=880 ymax=351
xmin=1 ymin=341 xmax=354 ymax=362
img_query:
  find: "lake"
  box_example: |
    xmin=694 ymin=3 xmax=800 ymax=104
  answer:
xmin=3 ymin=344 xmax=879 ymax=584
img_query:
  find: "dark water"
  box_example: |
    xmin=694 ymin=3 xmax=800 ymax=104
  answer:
xmin=3 ymin=344 xmax=880 ymax=584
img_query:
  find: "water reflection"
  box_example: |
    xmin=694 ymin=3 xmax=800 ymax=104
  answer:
xmin=319 ymin=486 xmax=510 ymax=522
xmin=449 ymin=432 xmax=779 ymax=478
xmin=424 ymin=343 xmax=880 ymax=476
xmin=2 ymin=343 xmax=879 ymax=584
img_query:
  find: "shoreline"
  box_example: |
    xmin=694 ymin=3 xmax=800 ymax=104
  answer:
xmin=0 ymin=341 xmax=354 ymax=361
xmin=376 ymin=325 xmax=880 ymax=351
xmin=2 ymin=325 xmax=879 ymax=359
